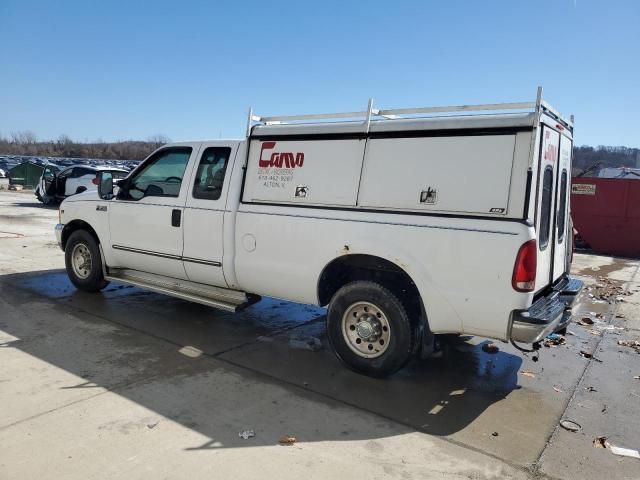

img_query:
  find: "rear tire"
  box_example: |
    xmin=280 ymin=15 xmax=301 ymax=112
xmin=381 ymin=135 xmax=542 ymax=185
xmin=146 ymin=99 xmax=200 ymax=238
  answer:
xmin=65 ymin=230 xmax=109 ymax=292
xmin=327 ymin=281 xmax=415 ymax=377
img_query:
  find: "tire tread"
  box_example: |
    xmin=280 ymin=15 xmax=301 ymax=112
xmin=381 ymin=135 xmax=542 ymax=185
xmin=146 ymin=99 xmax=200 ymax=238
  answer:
xmin=327 ymin=280 xmax=415 ymax=377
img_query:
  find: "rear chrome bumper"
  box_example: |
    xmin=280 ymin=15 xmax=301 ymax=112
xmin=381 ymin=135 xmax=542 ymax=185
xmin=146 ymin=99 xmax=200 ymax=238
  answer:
xmin=55 ymin=223 xmax=64 ymax=250
xmin=510 ymin=277 xmax=584 ymax=344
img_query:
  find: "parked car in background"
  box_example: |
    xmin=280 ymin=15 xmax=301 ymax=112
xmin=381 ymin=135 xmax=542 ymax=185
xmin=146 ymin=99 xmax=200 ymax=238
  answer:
xmin=36 ymin=165 xmax=128 ymax=204
xmin=0 ymin=168 xmax=6 ymax=178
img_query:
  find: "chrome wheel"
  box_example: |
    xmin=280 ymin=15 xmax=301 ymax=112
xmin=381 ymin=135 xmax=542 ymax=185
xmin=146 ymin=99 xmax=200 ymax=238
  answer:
xmin=71 ymin=243 xmax=92 ymax=279
xmin=341 ymin=301 xmax=391 ymax=358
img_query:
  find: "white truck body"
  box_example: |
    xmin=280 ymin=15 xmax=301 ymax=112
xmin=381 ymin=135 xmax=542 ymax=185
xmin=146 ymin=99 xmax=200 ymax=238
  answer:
xmin=55 ymin=88 xmax=583 ymax=376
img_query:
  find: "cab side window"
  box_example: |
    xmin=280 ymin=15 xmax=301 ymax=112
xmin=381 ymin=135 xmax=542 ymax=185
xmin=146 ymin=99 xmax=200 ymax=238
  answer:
xmin=70 ymin=167 xmax=91 ymax=179
xmin=192 ymin=147 xmax=231 ymax=200
xmin=70 ymin=167 xmax=86 ymax=178
xmin=125 ymin=147 xmax=192 ymax=200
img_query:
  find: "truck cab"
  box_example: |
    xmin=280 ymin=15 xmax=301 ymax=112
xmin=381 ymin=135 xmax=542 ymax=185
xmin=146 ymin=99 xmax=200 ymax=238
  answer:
xmin=105 ymin=143 xmax=235 ymax=286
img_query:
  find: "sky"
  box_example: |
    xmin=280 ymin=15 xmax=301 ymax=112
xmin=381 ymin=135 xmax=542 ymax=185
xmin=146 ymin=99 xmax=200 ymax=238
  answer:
xmin=1 ymin=0 xmax=638 ymax=147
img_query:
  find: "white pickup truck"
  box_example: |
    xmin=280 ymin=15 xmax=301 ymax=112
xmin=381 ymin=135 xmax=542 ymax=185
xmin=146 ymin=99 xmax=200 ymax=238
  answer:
xmin=55 ymin=88 xmax=583 ymax=376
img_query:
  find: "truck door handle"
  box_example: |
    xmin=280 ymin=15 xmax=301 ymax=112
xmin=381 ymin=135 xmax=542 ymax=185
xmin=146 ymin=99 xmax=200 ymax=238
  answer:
xmin=171 ymin=209 xmax=181 ymax=227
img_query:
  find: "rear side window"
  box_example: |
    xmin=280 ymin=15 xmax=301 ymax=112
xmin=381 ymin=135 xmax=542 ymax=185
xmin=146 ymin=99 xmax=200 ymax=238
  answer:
xmin=58 ymin=168 xmax=73 ymax=179
xmin=539 ymin=166 xmax=554 ymax=249
xmin=557 ymin=170 xmax=568 ymax=242
xmin=192 ymin=147 xmax=230 ymax=200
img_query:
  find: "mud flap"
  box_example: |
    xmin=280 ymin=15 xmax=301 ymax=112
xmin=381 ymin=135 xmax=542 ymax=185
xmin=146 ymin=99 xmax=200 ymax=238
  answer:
xmin=419 ymin=327 xmax=436 ymax=359
xmin=418 ymin=301 xmax=436 ymax=358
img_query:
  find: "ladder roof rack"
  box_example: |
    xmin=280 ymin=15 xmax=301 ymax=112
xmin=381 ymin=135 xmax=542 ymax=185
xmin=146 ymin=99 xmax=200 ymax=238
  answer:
xmin=246 ymin=86 xmax=573 ymax=136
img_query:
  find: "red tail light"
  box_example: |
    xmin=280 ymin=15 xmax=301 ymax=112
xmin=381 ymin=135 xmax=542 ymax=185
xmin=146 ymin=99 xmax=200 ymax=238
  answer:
xmin=512 ymin=239 xmax=537 ymax=292
xmin=92 ymin=176 xmax=99 ymax=185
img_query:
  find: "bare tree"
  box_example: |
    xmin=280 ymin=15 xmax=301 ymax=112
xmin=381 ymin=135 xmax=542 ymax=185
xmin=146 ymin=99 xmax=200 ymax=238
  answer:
xmin=0 ymin=132 xmax=163 ymax=161
xmin=57 ymin=134 xmax=73 ymax=146
xmin=147 ymin=134 xmax=171 ymax=149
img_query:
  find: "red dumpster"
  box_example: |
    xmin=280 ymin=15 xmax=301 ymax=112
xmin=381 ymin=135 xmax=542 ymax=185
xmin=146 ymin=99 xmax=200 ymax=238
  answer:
xmin=571 ymin=177 xmax=640 ymax=257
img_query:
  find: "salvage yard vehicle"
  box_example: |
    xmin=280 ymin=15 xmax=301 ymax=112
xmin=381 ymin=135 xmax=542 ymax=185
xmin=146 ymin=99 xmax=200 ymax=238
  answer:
xmin=36 ymin=165 xmax=128 ymax=204
xmin=55 ymin=87 xmax=583 ymax=376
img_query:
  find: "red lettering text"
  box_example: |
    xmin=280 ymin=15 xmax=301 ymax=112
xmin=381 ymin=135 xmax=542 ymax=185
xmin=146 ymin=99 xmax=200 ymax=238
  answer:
xmin=259 ymin=141 xmax=304 ymax=168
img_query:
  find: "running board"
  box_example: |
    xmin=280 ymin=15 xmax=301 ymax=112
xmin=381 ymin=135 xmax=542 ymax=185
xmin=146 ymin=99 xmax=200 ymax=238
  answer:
xmin=105 ymin=268 xmax=258 ymax=312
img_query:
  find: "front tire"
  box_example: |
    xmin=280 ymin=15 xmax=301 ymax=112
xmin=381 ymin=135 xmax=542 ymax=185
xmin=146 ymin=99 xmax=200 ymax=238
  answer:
xmin=327 ymin=281 xmax=416 ymax=377
xmin=65 ymin=230 xmax=109 ymax=292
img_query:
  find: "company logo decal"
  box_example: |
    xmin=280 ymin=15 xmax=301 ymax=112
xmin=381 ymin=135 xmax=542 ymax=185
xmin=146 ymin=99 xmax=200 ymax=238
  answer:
xmin=259 ymin=142 xmax=304 ymax=168
xmin=256 ymin=141 xmax=305 ymax=190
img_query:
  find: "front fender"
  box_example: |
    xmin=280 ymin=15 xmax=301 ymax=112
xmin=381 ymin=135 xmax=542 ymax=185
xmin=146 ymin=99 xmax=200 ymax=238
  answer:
xmin=59 ymin=199 xmax=112 ymax=263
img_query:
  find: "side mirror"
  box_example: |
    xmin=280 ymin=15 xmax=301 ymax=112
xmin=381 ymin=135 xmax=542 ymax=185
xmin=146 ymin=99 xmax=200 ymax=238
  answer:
xmin=98 ymin=171 xmax=114 ymax=199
